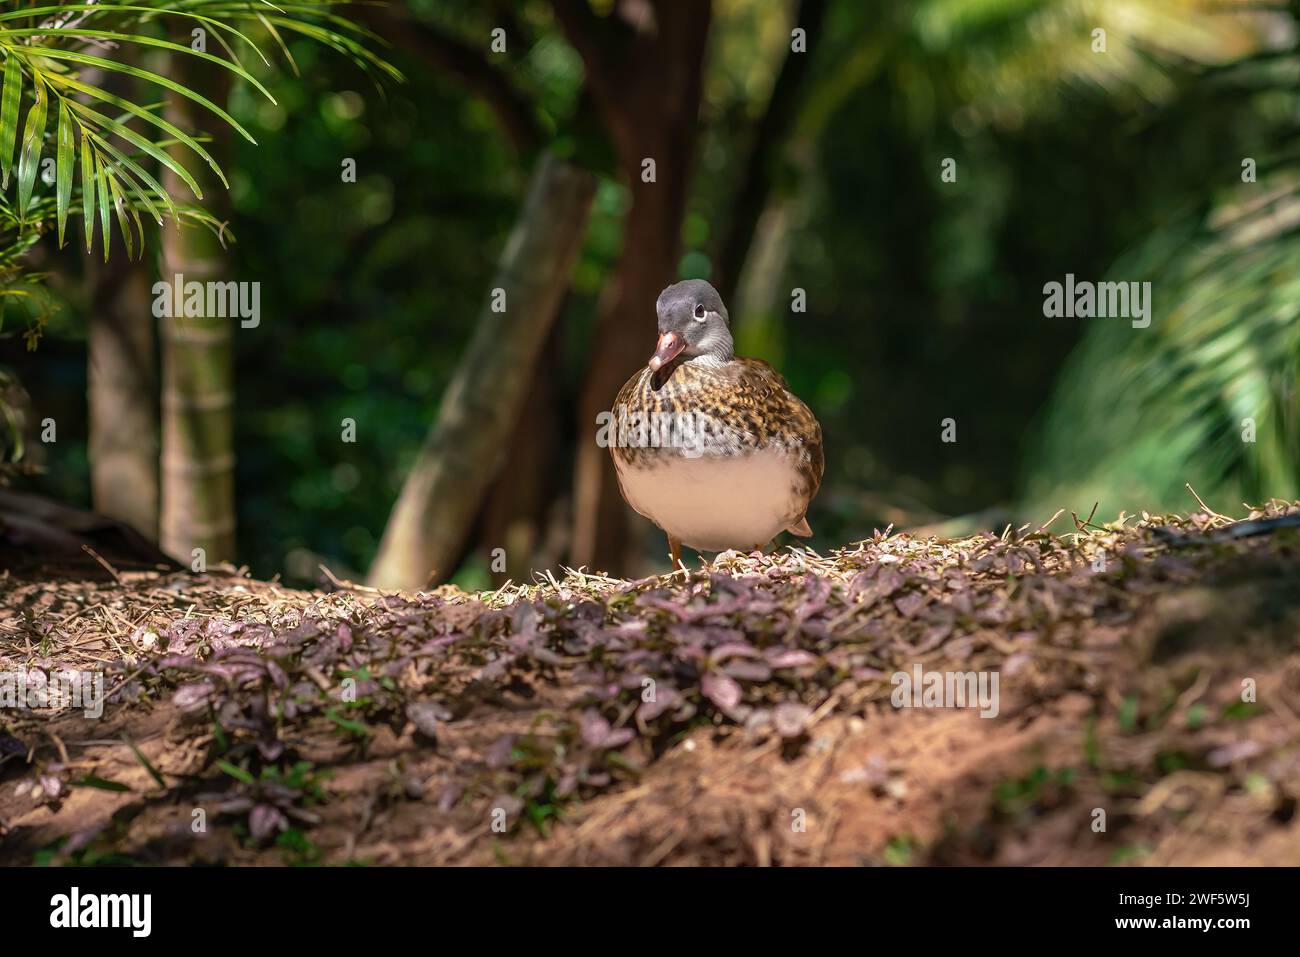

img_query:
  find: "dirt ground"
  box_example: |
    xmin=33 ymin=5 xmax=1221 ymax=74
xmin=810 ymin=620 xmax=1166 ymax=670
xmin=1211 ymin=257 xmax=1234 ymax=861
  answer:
xmin=2 ymin=504 xmax=1299 ymax=866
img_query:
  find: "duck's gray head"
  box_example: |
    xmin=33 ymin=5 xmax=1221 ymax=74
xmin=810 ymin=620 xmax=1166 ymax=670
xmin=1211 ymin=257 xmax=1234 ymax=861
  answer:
xmin=649 ymin=279 xmax=734 ymax=372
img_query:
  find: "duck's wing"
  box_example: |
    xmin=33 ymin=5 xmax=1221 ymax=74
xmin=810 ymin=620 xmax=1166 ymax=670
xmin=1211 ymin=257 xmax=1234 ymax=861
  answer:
xmin=608 ymin=366 xmax=652 ymax=470
xmin=613 ymin=365 xmax=653 ymax=416
xmin=732 ymin=358 xmax=825 ymax=520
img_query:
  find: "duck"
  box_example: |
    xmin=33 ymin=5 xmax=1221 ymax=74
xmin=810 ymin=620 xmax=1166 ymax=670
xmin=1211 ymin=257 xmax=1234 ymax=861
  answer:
xmin=609 ymin=279 xmax=824 ymax=566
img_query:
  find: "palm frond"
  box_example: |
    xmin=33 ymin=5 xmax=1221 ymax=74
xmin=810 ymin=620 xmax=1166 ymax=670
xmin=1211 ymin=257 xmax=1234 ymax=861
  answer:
xmin=1024 ymin=124 xmax=1300 ymax=514
xmin=0 ymin=0 xmax=400 ymax=258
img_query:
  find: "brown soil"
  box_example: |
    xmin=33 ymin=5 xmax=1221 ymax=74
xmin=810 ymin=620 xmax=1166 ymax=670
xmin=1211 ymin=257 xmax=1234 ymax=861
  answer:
xmin=2 ymin=504 xmax=1299 ymax=866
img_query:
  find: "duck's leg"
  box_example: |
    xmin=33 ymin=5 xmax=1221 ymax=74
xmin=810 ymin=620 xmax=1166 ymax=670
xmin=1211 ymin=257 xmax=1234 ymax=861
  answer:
xmin=667 ymin=535 xmax=682 ymax=568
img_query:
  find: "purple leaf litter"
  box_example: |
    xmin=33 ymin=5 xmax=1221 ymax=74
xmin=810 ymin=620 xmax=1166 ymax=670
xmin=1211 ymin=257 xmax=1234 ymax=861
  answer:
xmin=773 ymin=702 xmax=813 ymax=738
xmin=701 ymin=670 xmax=743 ymax=712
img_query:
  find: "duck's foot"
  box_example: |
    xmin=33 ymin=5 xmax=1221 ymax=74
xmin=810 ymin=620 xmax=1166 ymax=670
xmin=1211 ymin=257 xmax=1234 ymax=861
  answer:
xmin=667 ymin=535 xmax=683 ymax=569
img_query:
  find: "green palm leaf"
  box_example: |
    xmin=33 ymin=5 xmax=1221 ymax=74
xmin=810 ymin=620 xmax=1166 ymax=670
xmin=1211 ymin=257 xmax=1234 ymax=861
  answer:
xmin=80 ymin=128 xmax=95 ymax=254
xmin=23 ymin=48 xmax=259 ymax=145
xmin=0 ymin=0 xmax=399 ymax=261
xmin=96 ymin=152 xmax=111 ymax=261
xmin=107 ymin=172 xmax=141 ymax=260
xmin=55 ymin=99 xmax=72 ymax=246
xmin=87 ymin=130 xmax=170 ymax=228
xmin=68 ymin=99 xmax=200 ymax=202
xmin=0 ymin=6 xmax=269 ymax=64
xmin=15 ymin=74 xmax=46 ymax=220
xmin=0 ymin=54 xmax=20 ymax=190
xmin=44 ymin=72 xmax=226 ymax=187
xmin=0 ymin=28 xmax=277 ymax=103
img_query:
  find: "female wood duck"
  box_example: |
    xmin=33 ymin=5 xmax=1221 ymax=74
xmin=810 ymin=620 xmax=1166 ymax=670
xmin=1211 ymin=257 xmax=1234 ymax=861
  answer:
xmin=609 ymin=279 xmax=824 ymax=566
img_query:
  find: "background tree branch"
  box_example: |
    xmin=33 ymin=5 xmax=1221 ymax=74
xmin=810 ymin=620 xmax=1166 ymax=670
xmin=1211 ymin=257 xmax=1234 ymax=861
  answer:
xmin=353 ymin=3 xmax=544 ymax=154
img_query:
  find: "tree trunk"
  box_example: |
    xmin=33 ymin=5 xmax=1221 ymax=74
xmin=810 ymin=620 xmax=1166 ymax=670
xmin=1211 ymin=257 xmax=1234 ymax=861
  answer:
xmin=159 ymin=62 xmax=235 ymax=566
xmin=368 ymin=153 xmax=596 ymax=590
xmin=557 ymin=0 xmax=712 ymax=573
xmin=570 ymin=182 xmax=693 ymax=570
xmin=480 ymin=315 xmax=568 ymax=585
xmin=82 ymin=57 xmax=159 ymax=541
xmin=713 ymin=0 xmax=828 ymax=306
xmin=86 ymin=257 xmax=158 ymax=539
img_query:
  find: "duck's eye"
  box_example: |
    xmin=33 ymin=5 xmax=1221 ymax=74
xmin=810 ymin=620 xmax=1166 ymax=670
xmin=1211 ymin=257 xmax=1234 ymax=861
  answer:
xmin=693 ymin=303 xmax=707 ymax=321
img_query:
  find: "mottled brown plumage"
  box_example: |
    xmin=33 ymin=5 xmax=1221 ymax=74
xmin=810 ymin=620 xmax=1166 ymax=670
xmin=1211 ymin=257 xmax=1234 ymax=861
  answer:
xmin=611 ymin=358 xmax=824 ymax=492
xmin=607 ymin=280 xmax=823 ymax=562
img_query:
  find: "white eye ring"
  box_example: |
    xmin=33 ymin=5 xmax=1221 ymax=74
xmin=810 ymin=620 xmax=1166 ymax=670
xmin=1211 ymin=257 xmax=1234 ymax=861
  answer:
xmin=693 ymin=303 xmax=707 ymax=321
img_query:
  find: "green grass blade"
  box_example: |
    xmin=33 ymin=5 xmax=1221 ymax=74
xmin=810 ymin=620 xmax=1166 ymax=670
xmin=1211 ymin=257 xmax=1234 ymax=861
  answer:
xmin=218 ymin=760 xmax=255 ymax=785
xmin=72 ymin=776 xmax=132 ymax=792
xmin=124 ymin=735 xmax=167 ymax=789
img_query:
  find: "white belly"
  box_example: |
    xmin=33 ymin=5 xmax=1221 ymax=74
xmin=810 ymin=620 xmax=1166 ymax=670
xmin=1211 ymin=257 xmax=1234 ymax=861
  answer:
xmin=615 ymin=448 xmax=801 ymax=551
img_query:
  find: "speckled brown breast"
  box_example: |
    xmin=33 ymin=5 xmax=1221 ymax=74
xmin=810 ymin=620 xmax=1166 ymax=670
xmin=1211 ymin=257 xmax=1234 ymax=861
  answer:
xmin=609 ymin=357 xmax=824 ymax=521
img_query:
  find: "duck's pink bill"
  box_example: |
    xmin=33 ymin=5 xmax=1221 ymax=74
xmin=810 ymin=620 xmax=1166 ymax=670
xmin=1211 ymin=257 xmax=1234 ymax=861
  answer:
xmin=648 ymin=331 xmax=685 ymax=371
